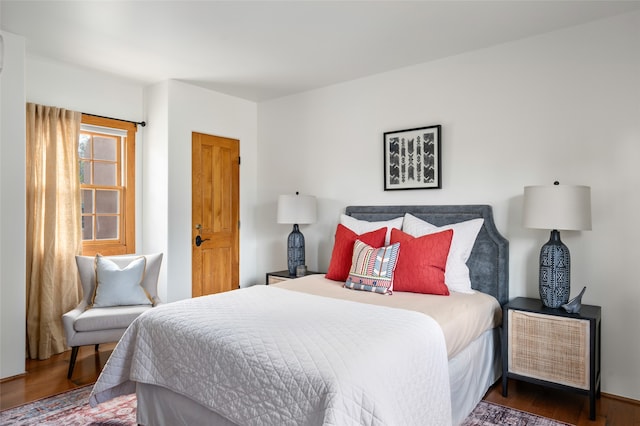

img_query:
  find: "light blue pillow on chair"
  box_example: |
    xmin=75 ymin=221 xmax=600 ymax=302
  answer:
xmin=92 ymin=254 xmax=153 ymax=307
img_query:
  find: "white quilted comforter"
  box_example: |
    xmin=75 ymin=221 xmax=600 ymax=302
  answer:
xmin=90 ymin=285 xmax=452 ymax=425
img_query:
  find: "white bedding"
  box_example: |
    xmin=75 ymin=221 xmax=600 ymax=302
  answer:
xmin=276 ymin=274 xmax=502 ymax=358
xmin=90 ymin=285 xmax=452 ymax=425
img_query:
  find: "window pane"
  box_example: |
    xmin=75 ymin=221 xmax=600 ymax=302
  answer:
xmin=81 ymin=189 xmax=94 ymax=214
xmin=96 ymin=190 xmax=119 ymax=214
xmin=94 ymin=163 xmax=116 ymax=186
xmin=78 ymin=134 xmax=91 ymax=159
xmin=79 ymin=161 xmax=92 ymax=184
xmin=94 ymin=136 xmax=117 ymax=161
xmin=82 ymin=216 xmax=93 ymax=240
xmin=96 ymin=216 xmax=118 ymax=240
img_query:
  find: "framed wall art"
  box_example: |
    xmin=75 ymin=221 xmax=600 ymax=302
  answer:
xmin=383 ymin=124 xmax=441 ymax=190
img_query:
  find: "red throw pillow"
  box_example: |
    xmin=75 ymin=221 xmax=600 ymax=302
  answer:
xmin=390 ymin=228 xmax=453 ymax=295
xmin=325 ymin=224 xmax=387 ymax=281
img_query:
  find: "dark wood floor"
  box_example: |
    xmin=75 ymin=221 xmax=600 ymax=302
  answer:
xmin=0 ymin=343 xmax=117 ymax=411
xmin=484 ymin=380 xmax=640 ymax=426
xmin=1 ymin=345 xmax=639 ymax=425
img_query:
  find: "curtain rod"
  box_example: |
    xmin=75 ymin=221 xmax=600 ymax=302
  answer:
xmin=82 ymin=112 xmax=146 ymax=127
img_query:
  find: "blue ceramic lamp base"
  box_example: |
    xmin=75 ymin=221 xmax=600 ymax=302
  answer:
xmin=287 ymin=224 xmax=305 ymax=276
xmin=539 ymin=230 xmax=571 ymax=308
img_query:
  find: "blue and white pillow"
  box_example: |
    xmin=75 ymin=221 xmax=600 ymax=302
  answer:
xmin=92 ymin=254 xmax=153 ymax=307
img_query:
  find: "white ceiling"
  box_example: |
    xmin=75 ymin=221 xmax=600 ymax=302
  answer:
xmin=2 ymin=1 xmax=640 ymax=101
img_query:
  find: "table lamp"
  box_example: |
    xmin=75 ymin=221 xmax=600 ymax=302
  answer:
xmin=277 ymin=192 xmax=316 ymax=276
xmin=523 ymin=182 xmax=591 ymax=308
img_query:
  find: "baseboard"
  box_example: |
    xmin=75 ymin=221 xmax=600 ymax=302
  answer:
xmin=601 ymin=392 xmax=640 ymax=406
xmin=0 ymin=372 xmax=27 ymax=383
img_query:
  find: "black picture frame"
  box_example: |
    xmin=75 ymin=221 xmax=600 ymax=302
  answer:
xmin=383 ymin=124 xmax=441 ymax=190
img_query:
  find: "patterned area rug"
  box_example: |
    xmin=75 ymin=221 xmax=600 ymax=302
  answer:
xmin=1 ymin=386 xmax=571 ymax=426
xmin=0 ymin=385 xmax=135 ymax=425
xmin=461 ymin=401 xmax=573 ymax=426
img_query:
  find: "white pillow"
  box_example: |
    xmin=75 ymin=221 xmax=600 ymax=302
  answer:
xmin=402 ymin=213 xmax=484 ymax=293
xmin=92 ymin=255 xmax=153 ymax=307
xmin=340 ymin=214 xmax=403 ymax=245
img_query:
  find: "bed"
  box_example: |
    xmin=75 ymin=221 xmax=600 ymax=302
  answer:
xmin=90 ymin=205 xmax=509 ymax=426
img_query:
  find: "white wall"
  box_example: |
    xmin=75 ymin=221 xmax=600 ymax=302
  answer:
xmin=0 ymin=31 xmax=27 ymax=379
xmin=25 ymin=56 xmax=144 ymax=122
xmin=141 ymin=81 xmax=170 ymax=300
xmin=257 ymin=12 xmax=640 ymax=400
xmin=144 ymin=81 xmax=257 ymax=301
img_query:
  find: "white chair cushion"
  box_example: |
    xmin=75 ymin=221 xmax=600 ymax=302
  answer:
xmin=74 ymin=305 xmax=153 ymax=332
xmin=92 ymin=254 xmax=153 ymax=307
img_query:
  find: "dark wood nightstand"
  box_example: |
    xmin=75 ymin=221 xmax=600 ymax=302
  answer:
xmin=502 ymin=297 xmax=601 ymax=420
xmin=265 ymin=269 xmax=324 ymax=285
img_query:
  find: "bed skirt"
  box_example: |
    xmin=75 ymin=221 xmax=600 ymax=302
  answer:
xmin=136 ymin=327 xmax=501 ymax=426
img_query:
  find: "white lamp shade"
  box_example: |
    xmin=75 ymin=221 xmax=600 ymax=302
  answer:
xmin=523 ymin=184 xmax=592 ymax=231
xmin=277 ymin=194 xmax=317 ymax=225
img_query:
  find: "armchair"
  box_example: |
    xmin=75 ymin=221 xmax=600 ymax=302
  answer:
xmin=62 ymin=253 xmax=163 ymax=379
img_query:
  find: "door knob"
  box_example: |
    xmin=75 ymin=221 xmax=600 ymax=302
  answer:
xmin=195 ymin=235 xmax=210 ymax=247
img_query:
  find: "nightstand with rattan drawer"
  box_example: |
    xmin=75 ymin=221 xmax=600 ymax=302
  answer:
xmin=502 ymin=297 xmax=601 ymax=420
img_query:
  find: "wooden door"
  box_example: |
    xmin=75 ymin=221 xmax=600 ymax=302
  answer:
xmin=192 ymin=132 xmax=240 ymax=297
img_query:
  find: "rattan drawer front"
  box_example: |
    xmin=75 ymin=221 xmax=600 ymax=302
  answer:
xmin=267 ymin=275 xmax=290 ymax=285
xmin=508 ymin=310 xmax=589 ymax=390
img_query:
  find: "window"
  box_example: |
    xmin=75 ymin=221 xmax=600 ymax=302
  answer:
xmin=79 ymin=115 xmax=136 ymax=256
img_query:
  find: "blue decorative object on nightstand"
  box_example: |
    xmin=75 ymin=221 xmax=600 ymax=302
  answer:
xmin=562 ymin=286 xmax=587 ymax=313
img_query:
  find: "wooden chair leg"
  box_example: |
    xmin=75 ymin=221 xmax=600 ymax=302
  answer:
xmin=67 ymin=346 xmax=79 ymax=379
xmin=95 ymin=344 xmax=99 ymax=351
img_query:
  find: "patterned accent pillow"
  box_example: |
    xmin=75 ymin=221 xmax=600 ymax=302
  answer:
xmin=345 ymin=239 xmax=400 ymax=295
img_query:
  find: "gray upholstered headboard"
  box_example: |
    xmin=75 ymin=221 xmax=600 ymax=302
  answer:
xmin=344 ymin=205 xmax=509 ymax=305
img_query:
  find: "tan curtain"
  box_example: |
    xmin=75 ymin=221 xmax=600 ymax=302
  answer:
xmin=26 ymin=103 xmax=83 ymax=360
